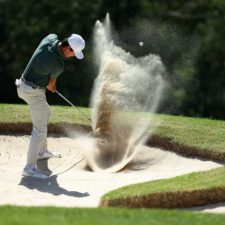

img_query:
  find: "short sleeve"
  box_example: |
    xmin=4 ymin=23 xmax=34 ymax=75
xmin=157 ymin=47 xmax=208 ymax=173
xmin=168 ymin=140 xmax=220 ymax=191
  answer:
xmin=49 ymin=66 xmax=64 ymax=79
xmin=45 ymin=34 xmax=58 ymax=42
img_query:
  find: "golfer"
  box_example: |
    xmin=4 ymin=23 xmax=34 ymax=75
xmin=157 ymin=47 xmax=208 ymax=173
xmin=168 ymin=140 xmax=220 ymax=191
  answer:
xmin=16 ymin=33 xmax=85 ymax=179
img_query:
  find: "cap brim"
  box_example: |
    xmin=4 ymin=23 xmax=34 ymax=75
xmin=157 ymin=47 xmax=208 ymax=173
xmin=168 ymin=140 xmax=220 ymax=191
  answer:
xmin=75 ymin=51 xmax=84 ymax=60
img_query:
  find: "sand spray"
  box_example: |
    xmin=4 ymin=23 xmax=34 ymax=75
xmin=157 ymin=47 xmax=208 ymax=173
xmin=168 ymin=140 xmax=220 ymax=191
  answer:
xmin=74 ymin=14 xmax=166 ymax=172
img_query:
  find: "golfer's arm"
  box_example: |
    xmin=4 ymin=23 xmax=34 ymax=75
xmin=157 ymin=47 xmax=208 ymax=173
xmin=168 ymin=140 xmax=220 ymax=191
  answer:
xmin=47 ymin=78 xmax=57 ymax=92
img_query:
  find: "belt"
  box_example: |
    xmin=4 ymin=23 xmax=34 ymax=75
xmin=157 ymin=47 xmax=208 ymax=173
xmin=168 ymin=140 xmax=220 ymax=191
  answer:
xmin=21 ymin=76 xmax=44 ymax=89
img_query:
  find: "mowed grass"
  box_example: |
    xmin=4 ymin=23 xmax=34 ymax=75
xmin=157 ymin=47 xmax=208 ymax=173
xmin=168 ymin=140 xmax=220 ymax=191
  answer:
xmin=0 ymin=103 xmax=91 ymax=125
xmin=102 ymin=166 xmax=225 ymax=201
xmin=154 ymin=114 xmax=225 ymax=153
xmin=1 ymin=103 xmax=225 ymax=153
xmin=1 ymin=206 xmax=225 ymax=225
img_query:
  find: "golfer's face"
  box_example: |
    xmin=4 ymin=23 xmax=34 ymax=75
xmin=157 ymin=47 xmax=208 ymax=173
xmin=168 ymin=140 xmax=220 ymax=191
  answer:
xmin=65 ymin=46 xmax=75 ymax=58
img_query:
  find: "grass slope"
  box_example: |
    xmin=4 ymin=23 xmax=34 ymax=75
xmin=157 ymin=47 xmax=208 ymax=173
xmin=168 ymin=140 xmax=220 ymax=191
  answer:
xmin=155 ymin=114 xmax=225 ymax=154
xmin=101 ymin=166 xmax=225 ymax=208
xmin=1 ymin=103 xmax=225 ymax=154
xmin=1 ymin=206 xmax=225 ymax=225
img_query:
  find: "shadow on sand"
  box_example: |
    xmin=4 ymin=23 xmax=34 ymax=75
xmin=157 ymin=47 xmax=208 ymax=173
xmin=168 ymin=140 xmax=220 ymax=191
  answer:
xmin=19 ymin=159 xmax=89 ymax=198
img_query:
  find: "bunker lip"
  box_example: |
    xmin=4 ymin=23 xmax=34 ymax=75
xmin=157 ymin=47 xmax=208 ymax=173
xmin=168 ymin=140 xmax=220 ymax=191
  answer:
xmin=0 ymin=134 xmax=222 ymax=210
xmin=1 ymin=122 xmax=225 ymax=164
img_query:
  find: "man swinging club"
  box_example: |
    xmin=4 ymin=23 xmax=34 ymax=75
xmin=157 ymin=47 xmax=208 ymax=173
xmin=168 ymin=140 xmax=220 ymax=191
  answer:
xmin=16 ymin=33 xmax=85 ymax=179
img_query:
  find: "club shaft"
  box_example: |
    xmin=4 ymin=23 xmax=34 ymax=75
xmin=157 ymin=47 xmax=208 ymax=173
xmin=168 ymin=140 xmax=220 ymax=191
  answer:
xmin=55 ymin=90 xmax=91 ymax=122
xmin=56 ymin=91 xmax=75 ymax=107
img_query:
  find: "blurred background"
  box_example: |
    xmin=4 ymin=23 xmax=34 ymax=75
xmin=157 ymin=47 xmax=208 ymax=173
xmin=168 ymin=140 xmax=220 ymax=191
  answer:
xmin=1 ymin=0 xmax=225 ymax=119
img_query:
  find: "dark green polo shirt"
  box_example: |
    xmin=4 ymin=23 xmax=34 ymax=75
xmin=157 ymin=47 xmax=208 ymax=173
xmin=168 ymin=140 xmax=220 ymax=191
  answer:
xmin=22 ymin=34 xmax=65 ymax=87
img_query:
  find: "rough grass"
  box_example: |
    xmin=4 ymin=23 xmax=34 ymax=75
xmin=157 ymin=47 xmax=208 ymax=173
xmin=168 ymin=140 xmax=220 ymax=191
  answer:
xmin=1 ymin=206 xmax=225 ymax=225
xmin=100 ymin=167 xmax=225 ymax=208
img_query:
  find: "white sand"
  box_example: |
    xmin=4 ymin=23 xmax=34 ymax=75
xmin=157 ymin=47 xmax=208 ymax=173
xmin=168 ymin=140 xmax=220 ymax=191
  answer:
xmin=0 ymin=135 xmax=223 ymax=209
xmin=187 ymin=203 xmax=225 ymax=214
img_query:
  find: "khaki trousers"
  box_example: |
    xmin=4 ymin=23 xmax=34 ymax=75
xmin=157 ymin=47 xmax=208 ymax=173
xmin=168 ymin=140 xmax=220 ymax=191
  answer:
xmin=16 ymin=80 xmax=51 ymax=167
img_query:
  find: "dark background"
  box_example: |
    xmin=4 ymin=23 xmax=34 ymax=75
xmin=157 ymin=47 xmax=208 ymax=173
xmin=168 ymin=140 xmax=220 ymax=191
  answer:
xmin=1 ymin=0 xmax=225 ymax=119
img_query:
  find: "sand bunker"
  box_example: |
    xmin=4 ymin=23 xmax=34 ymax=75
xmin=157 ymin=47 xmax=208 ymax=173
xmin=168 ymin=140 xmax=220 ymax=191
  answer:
xmin=0 ymin=135 xmax=222 ymax=208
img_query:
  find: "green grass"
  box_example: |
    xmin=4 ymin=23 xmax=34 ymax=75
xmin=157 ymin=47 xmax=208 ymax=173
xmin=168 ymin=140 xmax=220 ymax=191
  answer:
xmin=102 ymin=167 xmax=225 ymax=200
xmin=1 ymin=103 xmax=225 ymax=153
xmin=154 ymin=114 xmax=225 ymax=153
xmin=0 ymin=206 xmax=225 ymax=225
xmin=0 ymin=103 xmax=91 ymax=125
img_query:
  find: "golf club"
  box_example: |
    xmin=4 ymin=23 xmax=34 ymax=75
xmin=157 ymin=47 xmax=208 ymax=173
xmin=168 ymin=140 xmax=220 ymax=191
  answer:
xmin=55 ymin=90 xmax=75 ymax=107
xmin=55 ymin=90 xmax=91 ymax=122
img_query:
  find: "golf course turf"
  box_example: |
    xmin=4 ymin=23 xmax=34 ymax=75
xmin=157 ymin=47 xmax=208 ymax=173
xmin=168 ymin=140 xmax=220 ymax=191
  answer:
xmin=100 ymin=166 xmax=225 ymax=208
xmin=1 ymin=206 xmax=225 ymax=225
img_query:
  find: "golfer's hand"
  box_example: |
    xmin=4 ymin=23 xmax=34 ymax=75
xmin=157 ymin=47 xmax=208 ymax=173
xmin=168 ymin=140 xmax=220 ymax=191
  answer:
xmin=47 ymin=78 xmax=57 ymax=93
xmin=47 ymin=84 xmax=56 ymax=93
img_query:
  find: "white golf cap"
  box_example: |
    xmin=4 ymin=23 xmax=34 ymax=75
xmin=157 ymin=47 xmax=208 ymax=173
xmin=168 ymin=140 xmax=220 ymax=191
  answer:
xmin=68 ymin=34 xmax=85 ymax=60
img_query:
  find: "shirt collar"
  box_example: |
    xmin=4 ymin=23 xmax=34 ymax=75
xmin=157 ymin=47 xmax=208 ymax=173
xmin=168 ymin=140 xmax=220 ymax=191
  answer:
xmin=49 ymin=40 xmax=67 ymax=60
